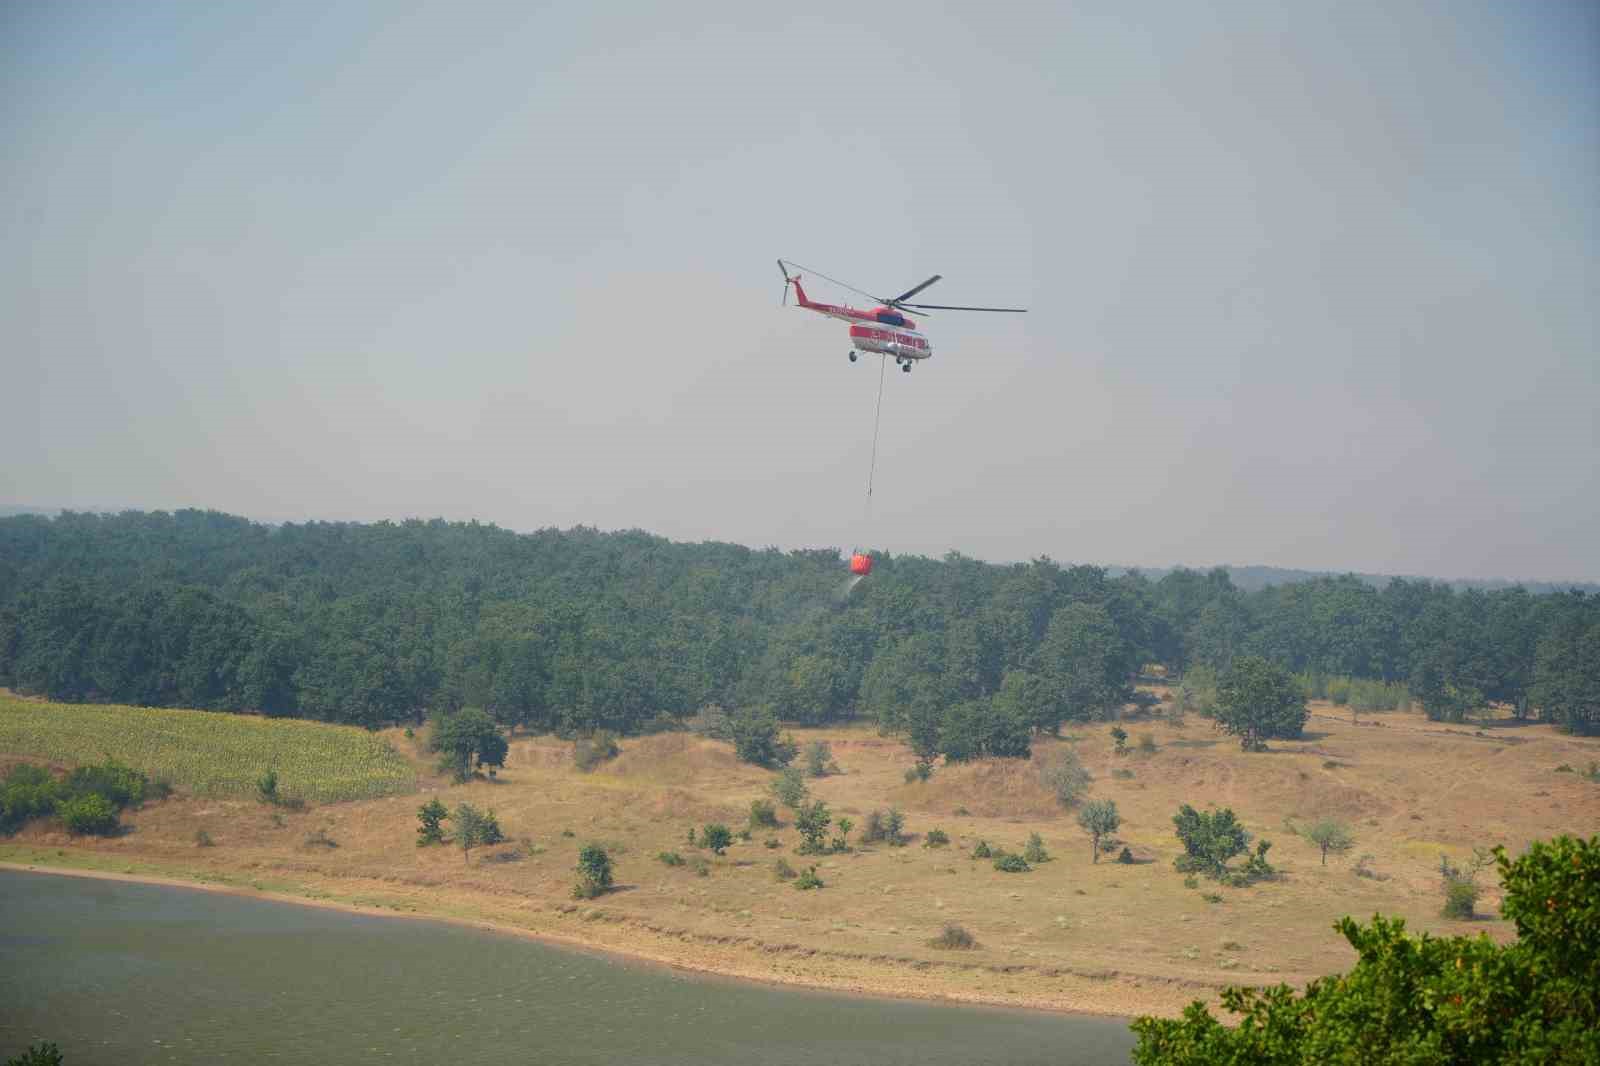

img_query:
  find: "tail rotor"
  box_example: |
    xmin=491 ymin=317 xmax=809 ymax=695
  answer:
xmin=777 ymin=259 xmax=792 ymax=306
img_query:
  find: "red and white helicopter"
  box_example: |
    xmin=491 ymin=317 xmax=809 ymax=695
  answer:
xmin=777 ymin=259 xmax=1025 ymax=372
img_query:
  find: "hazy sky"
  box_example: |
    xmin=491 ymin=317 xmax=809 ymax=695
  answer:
xmin=4 ymin=2 xmax=1596 ymax=581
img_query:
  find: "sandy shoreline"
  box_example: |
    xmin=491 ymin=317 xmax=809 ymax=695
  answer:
xmin=0 ymin=859 xmax=1152 ymax=1022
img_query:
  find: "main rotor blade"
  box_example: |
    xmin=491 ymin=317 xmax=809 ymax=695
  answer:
xmin=779 ymin=260 xmax=885 ymax=305
xmin=901 ymin=303 xmax=1027 ymax=312
xmin=889 ymin=275 xmax=942 ymax=304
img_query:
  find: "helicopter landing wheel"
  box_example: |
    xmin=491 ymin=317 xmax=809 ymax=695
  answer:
xmin=848 ymin=351 xmax=857 ymax=362
xmin=901 ymin=361 xmax=912 ymax=373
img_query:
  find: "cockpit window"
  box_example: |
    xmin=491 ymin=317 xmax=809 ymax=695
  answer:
xmin=875 ymin=310 xmax=906 ymax=326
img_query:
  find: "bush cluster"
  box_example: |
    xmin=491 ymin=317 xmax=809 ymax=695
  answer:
xmin=1 ymin=758 xmax=163 ymax=838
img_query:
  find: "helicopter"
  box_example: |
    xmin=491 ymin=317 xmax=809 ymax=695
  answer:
xmin=777 ymin=259 xmax=1026 ymax=372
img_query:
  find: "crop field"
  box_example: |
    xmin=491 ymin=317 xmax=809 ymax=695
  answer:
xmin=0 ymin=695 xmax=416 ymax=804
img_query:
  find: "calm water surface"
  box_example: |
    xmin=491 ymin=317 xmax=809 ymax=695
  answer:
xmin=0 ymin=870 xmax=1134 ymax=1065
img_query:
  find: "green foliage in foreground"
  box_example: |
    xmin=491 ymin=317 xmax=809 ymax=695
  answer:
xmin=6 ymin=1043 xmax=63 ymax=1066
xmin=1132 ymin=834 xmax=1600 ymax=1064
xmin=1 ymin=758 xmax=162 ymax=837
xmin=0 ymin=696 xmax=415 ymax=804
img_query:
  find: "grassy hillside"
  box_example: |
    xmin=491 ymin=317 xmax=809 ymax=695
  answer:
xmin=0 ymin=694 xmax=416 ymax=804
xmin=4 ymin=690 xmax=1596 ymax=1016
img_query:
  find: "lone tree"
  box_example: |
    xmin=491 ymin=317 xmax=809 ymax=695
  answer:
xmin=1131 ymin=835 xmax=1600 ymax=1063
xmin=431 ymin=708 xmax=509 ymax=781
xmin=729 ymin=704 xmax=798 ymax=768
xmin=453 ymin=802 xmax=490 ymax=863
xmin=416 ymin=797 xmax=448 ymax=846
xmin=1306 ymin=819 xmax=1354 ymax=866
xmin=1077 ymin=799 xmax=1122 ymax=863
xmin=794 ymin=799 xmax=832 ymax=854
xmin=1213 ymin=656 xmax=1307 ymax=751
xmin=574 ymin=844 xmax=614 ymax=899
xmin=1172 ymin=804 xmax=1250 ymax=879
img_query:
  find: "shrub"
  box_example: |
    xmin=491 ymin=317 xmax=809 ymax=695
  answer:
xmin=730 ymin=705 xmax=797 ymax=768
xmin=689 ymin=856 xmax=710 ymax=877
xmin=257 ymin=768 xmax=280 ymax=804
xmin=793 ymin=865 xmax=823 ymax=890
xmin=1038 ymin=749 xmax=1092 ymax=808
xmin=884 ymin=808 xmax=907 ymax=846
xmin=905 ymin=759 xmax=934 ymax=784
xmin=1183 ymin=874 xmax=1199 ymax=889
xmin=924 ymin=828 xmax=951 ymax=848
xmin=804 ymin=740 xmax=834 ymax=778
xmin=794 ymin=800 xmax=831 ymax=854
xmin=748 ymin=799 xmax=779 ymax=829
xmin=700 ymin=823 xmax=733 ymax=855
xmin=861 ymin=808 xmax=887 ymax=843
xmin=1112 ymin=768 xmax=1135 ymax=779
xmin=416 ymin=797 xmax=448 ymax=846
xmin=764 ymin=837 xmax=781 ymax=848
xmin=773 ymin=857 xmax=797 ymax=881
xmin=573 ymin=844 xmax=614 ymax=899
xmin=1202 ymin=892 xmax=1224 ymax=904
xmin=59 ymin=793 xmax=118 ymax=836
xmin=929 ymin=923 xmax=976 ymax=950
xmin=657 ymin=850 xmax=685 ymax=866
xmin=993 ymin=852 xmax=1031 ymax=873
xmin=1110 ymin=726 xmax=1129 ymax=755
xmin=1023 ymin=832 xmax=1050 ymax=864
xmin=194 ymin=828 xmax=215 ymax=847
xmin=1117 ymin=846 xmax=1134 ymax=864
xmin=830 ymin=816 xmax=853 ymax=853
xmin=1442 ymin=879 xmax=1478 ymax=919
xmin=1137 ymin=733 xmax=1157 ymax=755
xmin=573 ymin=730 xmax=621 ymax=772
xmin=64 ymin=759 xmax=149 ymax=810
xmin=770 ymin=767 xmax=808 ymax=809
xmin=972 ymin=840 xmax=992 ymax=859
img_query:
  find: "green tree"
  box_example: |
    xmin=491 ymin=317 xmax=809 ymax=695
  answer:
xmin=1213 ymin=656 xmax=1307 ymax=751
xmin=1172 ymin=804 xmax=1250 ymax=879
xmin=1131 ymin=835 xmax=1600 ymax=1064
xmin=794 ymin=799 xmax=831 ymax=854
xmin=1034 ymin=602 xmax=1132 ymax=722
xmin=1306 ymin=819 xmax=1354 ymax=866
xmin=574 ymin=843 xmax=614 ymax=899
xmin=416 ymin=797 xmax=448 ymax=846
xmin=1077 ymin=799 xmax=1121 ymax=863
xmin=699 ymin=823 xmax=732 ymax=855
xmin=430 ymin=708 xmax=507 ymax=781
xmin=729 ymin=704 xmax=797 ymax=768
xmin=452 ymin=802 xmax=495 ymax=864
xmin=1531 ymin=621 xmax=1600 ymax=735
xmin=59 ymin=793 xmax=118 ymax=836
xmin=769 ymin=766 xmax=808 ymax=809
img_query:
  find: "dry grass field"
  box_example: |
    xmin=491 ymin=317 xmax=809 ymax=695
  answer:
xmin=4 ymin=690 xmax=1598 ymax=1018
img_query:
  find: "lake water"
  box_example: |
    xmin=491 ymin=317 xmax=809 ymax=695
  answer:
xmin=0 ymin=870 xmax=1135 ymax=1064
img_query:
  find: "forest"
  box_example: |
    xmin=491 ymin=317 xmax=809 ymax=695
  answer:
xmin=1 ymin=510 xmax=1596 ymax=738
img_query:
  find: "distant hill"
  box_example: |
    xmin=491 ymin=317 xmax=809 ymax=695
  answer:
xmin=1114 ymin=563 xmax=1599 ymax=597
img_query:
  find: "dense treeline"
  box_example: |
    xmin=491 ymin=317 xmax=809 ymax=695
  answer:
xmin=0 ymin=511 xmax=1595 ymax=735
